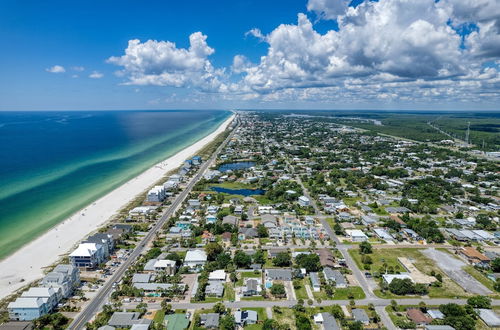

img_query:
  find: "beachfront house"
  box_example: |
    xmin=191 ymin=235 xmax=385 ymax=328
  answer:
xmin=84 ymin=233 xmax=114 ymax=258
xmin=21 ymin=287 xmax=60 ymax=311
xmin=8 ymin=298 xmax=49 ymax=321
xmin=69 ymin=242 xmax=105 ymax=269
xmin=41 ymin=264 xmax=80 ymax=298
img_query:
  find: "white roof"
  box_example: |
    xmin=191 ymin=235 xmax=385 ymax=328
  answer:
xmin=313 ymin=313 xmax=324 ymax=323
xmin=346 ymin=229 xmax=368 ymax=238
xmin=153 ymin=259 xmax=176 ymax=268
xmin=382 ymin=274 xmax=413 ymax=284
xmin=8 ymin=297 xmax=44 ymax=309
xmin=69 ymin=243 xmax=101 ymax=257
xmin=209 ymin=269 xmax=227 ymax=281
xmin=22 ymin=287 xmax=56 ymax=298
xmin=185 ymin=249 xmax=207 ymax=262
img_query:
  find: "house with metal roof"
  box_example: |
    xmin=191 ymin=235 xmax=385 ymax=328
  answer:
xmin=323 ymin=267 xmax=347 ymax=288
xmin=234 ymin=310 xmax=258 ymax=326
xmin=310 ymin=272 xmax=321 ymax=292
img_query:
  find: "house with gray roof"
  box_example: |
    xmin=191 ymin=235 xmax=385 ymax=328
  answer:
xmin=323 ymin=267 xmax=347 ymax=288
xmin=222 ymin=215 xmax=238 ymax=226
xmin=476 ymin=309 xmax=500 ymax=327
xmin=199 ymin=313 xmax=220 ymax=329
xmin=108 ymin=312 xmax=151 ymax=328
xmin=352 ymin=308 xmax=369 ymax=325
xmin=234 ymin=310 xmax=257 ymax=326
xmin=243 ymin=278 xmax=261 ymax=296
xmin=310 ymin=273 xmax=321 ymax=292
xmin=265 ymin=269 xmax=293 ymax=281
xmin=205 ymin=281 xmax=224 ymax=297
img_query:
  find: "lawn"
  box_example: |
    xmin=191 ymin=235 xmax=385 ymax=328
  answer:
xmin=224 ymin=283 xmax=235 ymax=301
xmin=237 ymin=271 xmax=262 ymax=286
xmin=311 ymin=286 xmax=365 ymax=300
xmin=294 ymin=279 xmax=309 ymax=301
xmin=273 ymin=307 xmax=296 ymax=330
xmin=350 ymin=248 xmax=470 ymax=298
xmin=153 ymin=310 xmax=165 ymax=327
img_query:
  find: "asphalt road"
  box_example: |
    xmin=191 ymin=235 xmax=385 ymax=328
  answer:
xmin=68 ymin=117 xmax=237 ymax=329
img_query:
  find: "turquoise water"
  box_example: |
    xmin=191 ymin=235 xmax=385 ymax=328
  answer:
xmin=0 ymin=110 xmax=231 ymax=259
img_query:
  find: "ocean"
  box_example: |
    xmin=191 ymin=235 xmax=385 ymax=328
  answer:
xmin=0 ymin=110 xmax=230 ymax=259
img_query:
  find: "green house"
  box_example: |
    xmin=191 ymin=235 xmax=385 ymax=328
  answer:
xmin=164 ymin=313 xmax=190 ymax=330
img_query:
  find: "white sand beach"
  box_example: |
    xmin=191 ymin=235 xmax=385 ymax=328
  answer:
xmin=0 ymin=114 xmax=234 ymax=300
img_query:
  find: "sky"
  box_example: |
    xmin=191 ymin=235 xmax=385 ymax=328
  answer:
xmin=0 ymin=0 xmax=499 ymax=111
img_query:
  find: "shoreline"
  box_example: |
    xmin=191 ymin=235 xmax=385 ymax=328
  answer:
xmin=0 ymin=114 xmax=234 ymax=300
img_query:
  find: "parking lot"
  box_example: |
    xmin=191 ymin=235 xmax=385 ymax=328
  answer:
xmin=423 ymin=248 xmax=492 ymax=295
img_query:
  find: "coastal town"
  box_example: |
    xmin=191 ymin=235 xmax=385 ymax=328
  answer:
xmin=1 ymin=111 xmax=499 ymax=330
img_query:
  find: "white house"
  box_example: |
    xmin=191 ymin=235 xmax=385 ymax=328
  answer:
xmin=183 ymin=250 xmax=207 ymax=270
xmin=21 ymin=287 xmax=60 ymax=311
xmin=69 ymin=243 xmax=105 ymax=269
xmin=298 ymin=196 xmax=310 ymax=207
xmin=208 ymin=270 xmax=227 ymax=281
xmin=345 ymin=229 xmax=368 ymax=242
xmin=147 ymin=185 xmax=165 ymax=202
xmin=153 ymin=259 xmax=177 ymax=275
xmin=41 ymin=264 xmax=80 ymax=298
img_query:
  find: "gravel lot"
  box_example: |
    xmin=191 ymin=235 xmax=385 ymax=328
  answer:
xmin=422 ymin=248 xmax=492 ymax=295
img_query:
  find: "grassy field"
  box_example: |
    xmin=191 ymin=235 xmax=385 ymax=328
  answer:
xmin=312 ymin=286 xmax=366 ymax=300
xmin=349 ymin=248 xmax=471 ymax=298
xmin=236 ymin=271 xmax=262 ymax=286
xmin=273 ymin=307 xmax=296 ymax=330
xmin=294 ymin=278 xmax=309 ymax=300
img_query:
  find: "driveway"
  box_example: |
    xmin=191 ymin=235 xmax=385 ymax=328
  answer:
xmin=422 ymin=248 xmax=492 ymax=295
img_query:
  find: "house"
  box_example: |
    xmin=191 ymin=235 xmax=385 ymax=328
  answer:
xmin=459 ymin=247 xmax=491 ymax=268
xmin=41 ymin=264 xmax=80 ymax=298
xmin=7 ymin=298 xmax=48 ymax=321
xmin=323 ymin=268 xmax=347 ymax=288
xmin=382 ymin=274 xmax=413 ymax=285
xmin=234 ymin=310 xmax=258 ymax=326
xmin=21 ymin=287 xmax=60 ymax=311
xmin=0 ymin=322 xmax=34 ymax=330
xmin=131 ymin=273 xmax=153 ymax=284
xmin=154 ymin=259 xmax=177 ymax=274
xmin=424 ymin=326 xmax=455 ymax=330
xmin=208 ymin=270 xmax=227 ymax=281
xmin=221 ymin=232 xmax=232 ymax=242
xmin=147 ymin=186 xmax=165 ymax=202
xmin=238 ymin=227 xmax=258 ymax=240
xmin=265 ymin=269 xmax=293 ymax=281
xmin=183 ymin=250 xmax=207 ymax=270
xmin=352 ymin=308 xmax=369 ymax=325
xmin=427 ymin=310 xmax=444 ymax=319
xmin=234 ymin=205 xmax=244 ymax=215
xmin=406 ymin=308 xmax=432 ymax=326
xmin=205 ymin=281 xmax=224 ymax=297
xmin=261 ymin=214 xmax=277 ymax=228
xmin=222 ymin=215 xmax=238 ymax=227
xmin=313 ymin=313 xmax=340 ymax=330
xmin=345 ymin=229 xmax=368 ymax=242
xmin=84 ymin=233 xmax=114 ymax=257
xmin=133 ymin=283 xmax=185 ymax=293
xmin=69 ymin=242 xmax=105 ymax=269
xmin=475 ymin=309 xmax=500 ymax=328
xmin=199 ymin=313 xmax=220 ymax=329
xmin=310 ymin=272 xmax=321 ymax=292
xmin=243 ymin=278 xmax=261 ymax=296
xmin=298 ymin=196 xmax=310 ymax=207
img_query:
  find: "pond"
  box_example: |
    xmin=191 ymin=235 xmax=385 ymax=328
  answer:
xmin=218 ymin=161 xmax=255 ymax=172
xmin=211 ymin=186 xmax=265 ymax=196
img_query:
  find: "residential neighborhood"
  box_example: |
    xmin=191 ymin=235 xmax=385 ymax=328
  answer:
xmin=1 ymin=112 xmax=499 ymax=330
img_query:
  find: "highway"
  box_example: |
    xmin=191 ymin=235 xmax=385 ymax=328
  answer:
xmin=68 ymin=116 xmax=237 ymax=329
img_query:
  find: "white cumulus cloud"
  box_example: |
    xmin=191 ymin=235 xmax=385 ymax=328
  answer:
xmin=46 ymin=65 xmax=66 ymax=73
xmin=107 ymin=32 xmax=226 ymax=92
xmin=89 ymin=71 xmax=104 ymax=79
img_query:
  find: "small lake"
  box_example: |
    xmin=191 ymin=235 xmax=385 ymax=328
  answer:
xmin=218 ymin=161 xmax=255 ymax=172
xmin=211 ymin=186 xmax=265 ymax=196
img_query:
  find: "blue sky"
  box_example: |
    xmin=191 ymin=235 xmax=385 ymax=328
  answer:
xmin=0 ymin=0 xmax=498 ymax=110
